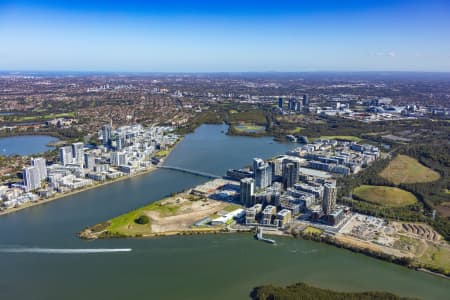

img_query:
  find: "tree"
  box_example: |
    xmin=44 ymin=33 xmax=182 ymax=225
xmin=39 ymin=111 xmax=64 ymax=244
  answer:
xmin=134 ymin=215 xmax=149 ymax=225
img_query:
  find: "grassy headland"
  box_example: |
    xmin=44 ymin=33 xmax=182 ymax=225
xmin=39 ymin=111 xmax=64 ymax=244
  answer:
xmin=79 ymin=180 xmax=244 ymax=239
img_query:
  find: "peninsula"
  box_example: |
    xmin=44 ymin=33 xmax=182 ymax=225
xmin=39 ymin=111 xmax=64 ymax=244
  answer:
xmin=81 ymin=137 xmax=450 ymax=277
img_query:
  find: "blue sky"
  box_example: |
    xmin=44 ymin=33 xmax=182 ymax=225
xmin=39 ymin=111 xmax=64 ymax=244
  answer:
xmin=1 ymin=0 xmax=449 ymax=72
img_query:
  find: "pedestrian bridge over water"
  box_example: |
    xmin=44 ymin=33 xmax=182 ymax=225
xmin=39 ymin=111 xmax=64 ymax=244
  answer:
xmin=158 ymin=165 xmax=221 ymax=179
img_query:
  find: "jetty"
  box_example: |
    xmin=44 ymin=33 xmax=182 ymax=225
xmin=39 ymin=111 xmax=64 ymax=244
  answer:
xmin=255 ymin=227 xmax=276 ymax=245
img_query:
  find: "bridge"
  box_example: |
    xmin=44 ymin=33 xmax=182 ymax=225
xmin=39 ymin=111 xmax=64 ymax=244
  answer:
xmin=158 ymin=165 xmax=222 ymax=179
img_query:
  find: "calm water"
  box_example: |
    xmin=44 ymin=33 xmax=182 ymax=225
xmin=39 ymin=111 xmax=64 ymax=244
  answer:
xmin=0 ymin=135 xmax=59 ymax=155
xmin=164 ymin=124 xmax=293 ymax=175
xmin=0 ymin=125 xmax=448 ymax=300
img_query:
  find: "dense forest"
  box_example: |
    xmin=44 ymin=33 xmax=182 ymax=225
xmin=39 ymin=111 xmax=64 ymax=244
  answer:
xmin=250 ymin=282 xmax=415 ymax=300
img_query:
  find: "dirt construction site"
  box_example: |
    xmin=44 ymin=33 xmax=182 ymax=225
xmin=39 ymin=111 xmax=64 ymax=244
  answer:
xmin=338 ymin=213 xmax=450 ymax=271
xmin=146 ymin=196 xmax=227 ymax=233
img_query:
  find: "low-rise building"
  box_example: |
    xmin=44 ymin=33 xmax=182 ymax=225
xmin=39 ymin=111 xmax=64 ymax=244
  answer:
xmin=276 ymin=209 xmax=292 ymax=227
xmin=262 ymin=205 xmax=277 ymax=225
xmin=245 ymin=203 xmax=262 ymax=224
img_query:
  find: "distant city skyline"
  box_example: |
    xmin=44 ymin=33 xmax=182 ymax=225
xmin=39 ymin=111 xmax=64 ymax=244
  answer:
xmin=1 ymin=0 xmax=450 ymax=72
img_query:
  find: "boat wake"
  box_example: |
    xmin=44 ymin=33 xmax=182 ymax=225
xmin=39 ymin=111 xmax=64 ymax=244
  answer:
xmin=0 ymin=247 xmax=132 ymax=254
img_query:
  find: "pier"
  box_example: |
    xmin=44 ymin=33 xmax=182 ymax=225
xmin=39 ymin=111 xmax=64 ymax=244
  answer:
xmin=255 ymin=227 xmax=276 ymax=245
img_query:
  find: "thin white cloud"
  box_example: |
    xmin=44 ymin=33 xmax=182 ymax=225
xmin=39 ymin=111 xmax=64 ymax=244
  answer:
xmin=387 ymin=51 xmax=396 ymax=57
xmin=372 ymin=51 xmax=396 ymax=57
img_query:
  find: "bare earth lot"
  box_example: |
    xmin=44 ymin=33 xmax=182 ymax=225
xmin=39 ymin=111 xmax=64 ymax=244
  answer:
xmin=147 ymin=197 xmax=227 ymax=233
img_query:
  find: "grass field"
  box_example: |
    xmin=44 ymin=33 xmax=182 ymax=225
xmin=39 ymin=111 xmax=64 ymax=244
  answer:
xmin=105 ymin=199 xmax=180 ymax=235
xmin=379 ymin=155 xmax=440 ymax=185
xmin=233 ymin=124 xmax=266 ymax=133
xmin=155 ymin=149 xmax=171 ymax=158
xmin=15 ymin=112 xmax=76 ymax=121
xmin=418 ymin=242 xmax=450 ymax=273
xmin=106 ymin=208 xmax=151 ymax=236
xmin=207 ymin=203 xmax=242 ymax=220
xmin=287 ymin=127 xmax=304 ymax=134
xmin=154 ymin=142 xmax=178 ymax=158
xmin=393 ymin=236 xmax=450 ymax=273
xmin=99 ymin=190 xmax=238 ymax=237
xmin=222 ymin=203 xmax=242 ymax=212
xmin=319 ymin=135 xmax=361 ymax=142
xmin=353 ymin=185 xmax=417 ymax=207
xmin=228 ymin=110 xmax=267 ymax=125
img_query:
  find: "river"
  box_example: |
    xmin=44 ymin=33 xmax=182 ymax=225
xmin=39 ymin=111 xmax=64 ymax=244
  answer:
xmin=0 ymin=124 xmax=448 ymax=300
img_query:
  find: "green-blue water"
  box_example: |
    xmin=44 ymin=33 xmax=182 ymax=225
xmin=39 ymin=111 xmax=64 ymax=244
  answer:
xmin=0 ymin=125 xmax=448 ymax=300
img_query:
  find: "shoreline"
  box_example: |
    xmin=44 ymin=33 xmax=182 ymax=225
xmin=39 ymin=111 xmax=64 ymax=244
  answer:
xmin=0 ymin=165 xmax=159 ymax=217
xmin=89 ymin=224 xmax=450 ymax=280
xmin=0 ymin=137 xmax=184 ymax=217
xmin=0 ymin=130 xmax=66 ymax=141
xmin=416 ymin=267 xmax=450 ymax=279
xmin=80 ymin=175 xmax=450 ymax=279
xmin=81 ymin=212 xmax=450 ymax=280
